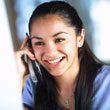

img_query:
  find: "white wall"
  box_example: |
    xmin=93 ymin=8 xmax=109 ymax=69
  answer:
xmin=0 ymin=0 xmax=23 ymax=110
xmin=90 ymin=0 xmax=110 ymax=62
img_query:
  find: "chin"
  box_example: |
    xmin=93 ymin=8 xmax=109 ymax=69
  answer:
xmin=49 ymin=70 xmax=64 ymax=77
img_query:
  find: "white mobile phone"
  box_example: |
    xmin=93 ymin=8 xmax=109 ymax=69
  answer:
xmin=27 ymin=58 xmax=38 ymax=83
xmin=25 ymin=33 xmax=42 ymax=83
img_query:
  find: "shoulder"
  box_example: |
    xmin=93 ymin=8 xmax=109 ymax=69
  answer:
xmin=22 ymin=75 xmax=37 ymax=109
xmin=94 ymin=65 xmax=110 ymax=89
xmin=93 ymin=65 xmax=110 ymax=110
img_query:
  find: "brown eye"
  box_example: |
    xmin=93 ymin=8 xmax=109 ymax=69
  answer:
xmin=34 ymin=42 xmax=44 ymax=46
xmin=55 ymin=38 xmax=65 ymax=43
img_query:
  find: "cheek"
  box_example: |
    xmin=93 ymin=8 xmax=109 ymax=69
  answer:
xmin=62 ymin=42 xmax=76 ymax=53
xmin=61 ymin=41 xmax=78 ymax=58
xmin=33 ymin=49 xmax=41 ymax=61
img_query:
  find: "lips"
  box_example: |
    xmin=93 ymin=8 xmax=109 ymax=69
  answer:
xmin=44 ymin=56 xmax=65 ymax=67
xmin=48 ymin=57 xmax=63 ymax=64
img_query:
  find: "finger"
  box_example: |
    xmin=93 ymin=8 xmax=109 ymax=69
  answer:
xmin=20 ymin=46 xmax=36 ymax=60
xmin=21 ymin=36 xmax=29 ymax=49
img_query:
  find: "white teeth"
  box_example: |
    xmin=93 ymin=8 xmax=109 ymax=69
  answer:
xmin=48 ymin=57 xmax=62 ymax=64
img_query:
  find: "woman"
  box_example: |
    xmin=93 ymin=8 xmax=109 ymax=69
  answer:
xmin=15 ymin=1 xmax=110 ymax=110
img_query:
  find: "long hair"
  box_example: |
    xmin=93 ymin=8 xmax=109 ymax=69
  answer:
xmin=28 ymin=1 xmax=103 ymax=110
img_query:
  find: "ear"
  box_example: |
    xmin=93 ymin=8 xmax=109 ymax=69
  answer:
xmin=77 ymin=28 xmax=85 ymax=48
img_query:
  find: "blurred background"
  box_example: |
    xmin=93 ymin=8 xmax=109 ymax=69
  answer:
xmin=0 ymin=0 xmax=110 ymax=109
xmin=5 ymin=0 xmax=110 ymax=63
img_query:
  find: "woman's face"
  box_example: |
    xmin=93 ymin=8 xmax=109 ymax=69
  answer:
xmin=30 ymin=15 xmax=84 ymax=77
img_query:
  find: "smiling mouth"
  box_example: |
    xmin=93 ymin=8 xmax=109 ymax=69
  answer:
xmin=46 ymin=56 xmax=65 ymax=65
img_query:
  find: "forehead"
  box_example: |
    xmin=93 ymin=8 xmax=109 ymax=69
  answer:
xmin=30 ymin=15 xmax=76 ymax=37
xmin=31 ymin=15 xmax=67 ymax=27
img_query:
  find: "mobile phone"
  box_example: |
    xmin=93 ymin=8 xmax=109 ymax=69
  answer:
xmin=26 ymin=33 xmax=42 ymax=83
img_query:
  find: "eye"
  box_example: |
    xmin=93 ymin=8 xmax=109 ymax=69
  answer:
xmin=34 ymin=42 xmax=44 ymax=46
xmin=55 ymin=38 xmax=65 ymax=43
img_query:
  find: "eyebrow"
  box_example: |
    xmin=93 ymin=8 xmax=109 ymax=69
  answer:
xmin=31 ymin=32 xmax=67 ymax=40
xmin=53 ymin=32 xmax=67 ymax=37
xmin=31 ymin=36 xmax=42 ymax=40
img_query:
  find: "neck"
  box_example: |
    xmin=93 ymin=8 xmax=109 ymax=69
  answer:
xmin=56 ymin=75 xmax=78 ymax=96
xmin=55 ymin=74 xmax=77 ymax=110
xmin=55 ymin=66 xmax=79 ymax=95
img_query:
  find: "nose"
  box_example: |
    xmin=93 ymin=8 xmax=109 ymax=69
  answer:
xmin=44 ymin=42 xmax=57 ymax=56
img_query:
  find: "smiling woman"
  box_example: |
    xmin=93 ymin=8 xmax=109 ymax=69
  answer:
xmin=15 ymin=1 xmax=110 ymax=110
xmin=30 ymin=15 xmax=83 ymax=78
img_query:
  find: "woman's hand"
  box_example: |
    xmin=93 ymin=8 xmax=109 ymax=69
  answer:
xmin=15 ymin=36 xmax=35 ymax=89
